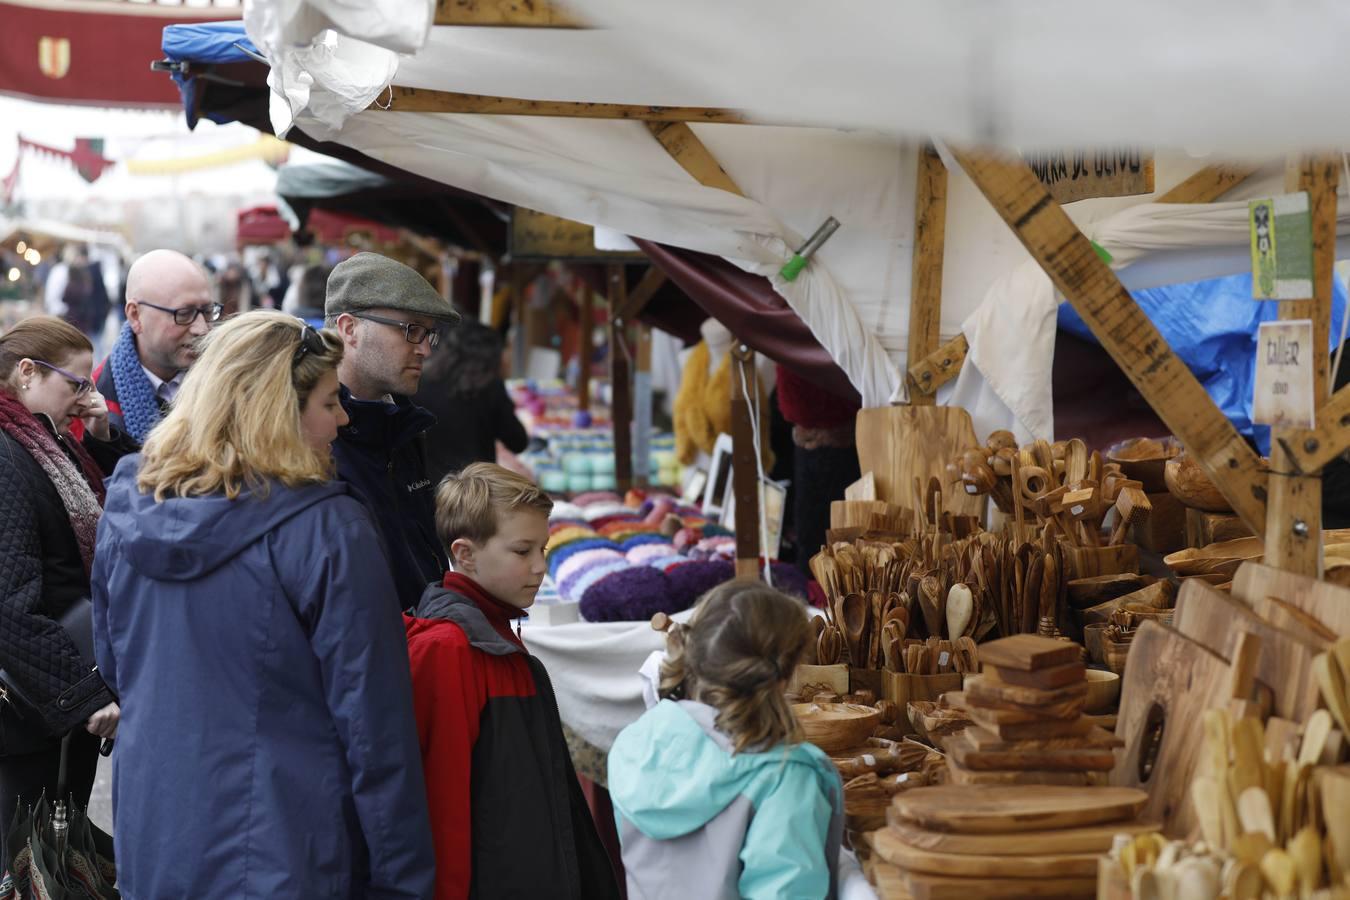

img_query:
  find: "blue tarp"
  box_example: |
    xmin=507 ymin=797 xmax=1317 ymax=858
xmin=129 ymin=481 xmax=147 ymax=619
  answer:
xmin=1058 ymin=272 xmax=1348 ymax=453
xmin=161 ymin=22 xmax=258 ymax=128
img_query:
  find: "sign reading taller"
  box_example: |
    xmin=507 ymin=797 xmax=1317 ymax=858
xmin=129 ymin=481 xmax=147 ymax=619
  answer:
xmin=1024 ymin=149 xmax=1154 ymax=205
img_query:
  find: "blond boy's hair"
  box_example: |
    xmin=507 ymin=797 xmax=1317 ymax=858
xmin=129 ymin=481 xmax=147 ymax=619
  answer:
xmin=435 ymin=462 xmax=553 ymax=550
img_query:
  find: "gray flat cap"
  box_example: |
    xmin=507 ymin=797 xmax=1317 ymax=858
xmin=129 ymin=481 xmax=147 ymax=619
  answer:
xmin=325 ymin=252 xmax=460 ymax=323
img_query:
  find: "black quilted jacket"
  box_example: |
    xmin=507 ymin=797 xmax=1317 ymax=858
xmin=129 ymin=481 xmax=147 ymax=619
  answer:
xmin=0 ymin=427 xmax=117 ymax=753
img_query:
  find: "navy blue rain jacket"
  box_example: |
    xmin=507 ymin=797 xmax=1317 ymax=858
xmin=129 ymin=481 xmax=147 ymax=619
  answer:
xmin=91 ymin=457 xmax=435 ymax=899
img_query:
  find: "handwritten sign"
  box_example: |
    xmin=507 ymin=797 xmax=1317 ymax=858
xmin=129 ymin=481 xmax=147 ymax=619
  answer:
xmin=1024 ymin=149 xmax=1154 ymax=204
xmin=1253 ymin=319 xmax=1315 ymax=429
xmin=1249 ymin=193 xmax=1313 ymax=300
xmin=510 ymin=207 xmax=644 ymax=262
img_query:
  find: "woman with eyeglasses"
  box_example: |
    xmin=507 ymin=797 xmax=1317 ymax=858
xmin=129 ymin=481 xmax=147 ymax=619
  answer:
xmin=0 ymin=315 xmax=124 ymax=866
xmin=91 ymin=310 xmax=435 ymax=899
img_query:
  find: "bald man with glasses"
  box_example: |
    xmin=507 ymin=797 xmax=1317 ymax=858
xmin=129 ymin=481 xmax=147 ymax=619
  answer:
xmin=325 ymin=253 xmax=461 ymax=612
xmin=91 ymin=249 xmax=217 ymax=445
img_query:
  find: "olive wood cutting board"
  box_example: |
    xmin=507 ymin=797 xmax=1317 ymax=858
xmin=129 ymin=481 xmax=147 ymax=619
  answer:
xmin=977 ymin=634 xmax=1082 ymax=671
xmin=1171 ymin=578 xmax=1322 ymax=721
xmin=884 ymin=818 xmax=1157 ymax=857
xmin=966 ymin=709 xmax=1098 ymax=739
xmin=855 ymin=405 xmax=984 ymax=518
xmin=965 ymin=674 xmax=1088 ymax=709
xmin=1110 ymin=620 xmax=1233 ymax=838
xmin=963 ymin=724 xmax=1123 ymax=751
xmin=870 ymin=828 xmax=1103 ymax=878
xmin=984 ymin=661 xmax=1086 ymax=690
xmin=891 ymin=785 xmax=1146 ymax=833
xmin=948 ymin=691 xmax=1080 ymax=725
xmin=887 ymin=870 xmax=1098 ymax=900
xmin=946 ymin=732 xmax=1117 ymax=771
xmin=1232 ymin=561 xmax=1350 ymax=637
xmin=945 ymin=761 xmax=1103 ymax=786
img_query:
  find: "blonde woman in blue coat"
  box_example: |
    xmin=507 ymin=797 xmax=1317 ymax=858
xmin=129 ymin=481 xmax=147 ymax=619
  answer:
xmin=92 ymin=311 xmax=435 ymax=899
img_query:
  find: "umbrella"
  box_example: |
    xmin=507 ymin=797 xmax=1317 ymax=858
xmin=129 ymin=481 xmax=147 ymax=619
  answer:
xmin=0 ymin=733 xmax=118 ymax=900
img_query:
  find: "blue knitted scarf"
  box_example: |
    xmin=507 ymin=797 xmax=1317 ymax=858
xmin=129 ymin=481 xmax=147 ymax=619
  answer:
xmin=109 ymin=321 xmax=163 ymax=443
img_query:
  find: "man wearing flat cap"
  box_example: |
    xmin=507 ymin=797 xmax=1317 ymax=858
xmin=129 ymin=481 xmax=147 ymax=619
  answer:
xmin=326 ymin=252 xmax=460 ymax=612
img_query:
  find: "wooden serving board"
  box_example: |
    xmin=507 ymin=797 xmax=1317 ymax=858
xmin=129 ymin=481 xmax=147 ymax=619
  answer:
xmin=985 ymin=661 xmax=1086 ymax=690
xmin=946 ymin=760 xmax=1102 ymax=786
xmin=891 ymin=870 xmax=1097 ymax=900
xmin=964 ymin=724 xmax=1123 ymax=751
xmin=978 ymin=634 xmax=1081 ymax=671
xmin=1109 ymin=621 xmax=1232 ymax=838
xmin=956 ymin=694 xmax=1080 ymax=725
xmin=967 ymin=710 xmax=1097 ymax=740
xmin=947 ymin=732 xmax=1116 ymax=772
xmin=1171 ymin=579 xmax=1323 ymax=721
xmin=885 ymin=819 xmax=1157 ymax=857
xmin=1232 ymin=561 xmax=1350 ymax=636
xmin=891 ymin=785 xmax=1146 ymax=834
xmin=871 ymin=828 xmax=1102 ymax=878
xmin=965 ymin=674 xmax=1088 ymax=709
xmin=855 ymin=405 xmax=984 ymax=517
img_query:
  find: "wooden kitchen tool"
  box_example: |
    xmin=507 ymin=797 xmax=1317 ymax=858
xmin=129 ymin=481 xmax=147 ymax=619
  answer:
xmin=1110 ymin=621 xmax=1235 ymax=838
xmin=880 ymin=869 xmax=1097 ymax=900
xmin=840 ymin=592 xmax=868 ymax=666
xmin=964 ymin=675 xmax=1088 ymax=712
xmin=884 ymin=819 xmax=1154 ymax=857
xmin=870 ymin=829 xmax=1103 ymax=878
xmin=947 ymin=733 xmax=1116 ymax=772
xmin=983 ymin=660 xmax=1086 ymax=690
xmin=945 ymin=583 xmax=973 ymax=640
xmin=978 ymin=634 xmax=1080 ymax=672
xmin=1232 ymin=561 xmax=1350 ymax=637
xmin=890 ymin=784 xmax=1147 ymax=834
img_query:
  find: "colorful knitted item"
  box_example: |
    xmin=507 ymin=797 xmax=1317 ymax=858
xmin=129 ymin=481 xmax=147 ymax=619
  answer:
xmin=547 ymin=537 xmax=618 ymax=578
xmin=108 ymin=321 xmax=163 ymax=442
xmin=579 ymin=565 xmax=676 ymax=622
xmin=624 ymin=543 xmax=678 ymax=567
xmin=556 ymin=547 xmax=626 ymax=589
xmin=565 ymin=558 xmax=634 ymax=603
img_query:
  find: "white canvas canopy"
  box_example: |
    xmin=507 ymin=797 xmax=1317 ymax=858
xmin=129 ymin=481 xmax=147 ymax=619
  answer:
xmin=242 ymin=0 xmax=1350 ymax=440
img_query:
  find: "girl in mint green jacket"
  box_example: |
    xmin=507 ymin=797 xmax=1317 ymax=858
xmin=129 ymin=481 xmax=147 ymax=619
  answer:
xmin=608 ymin=582 xmax=844 ymax=900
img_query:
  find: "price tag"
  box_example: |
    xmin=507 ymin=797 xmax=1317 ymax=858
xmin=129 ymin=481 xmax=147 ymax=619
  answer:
xmin=1253 ymin=319 xmax=1315 ymax=429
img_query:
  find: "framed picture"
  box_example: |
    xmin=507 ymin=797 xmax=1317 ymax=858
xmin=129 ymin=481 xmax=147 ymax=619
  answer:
xmin=701 ymin=433 xmax=735 ymax=518
xmin=720 ymin=476 xmax=789 ymax=560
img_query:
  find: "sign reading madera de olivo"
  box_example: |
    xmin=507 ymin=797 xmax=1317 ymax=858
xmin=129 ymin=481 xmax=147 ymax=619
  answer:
xmin=1253 ymin=319 xmax=1315 ymax=430
xmin=1024 ymin=149 xmax=1155 ymax=205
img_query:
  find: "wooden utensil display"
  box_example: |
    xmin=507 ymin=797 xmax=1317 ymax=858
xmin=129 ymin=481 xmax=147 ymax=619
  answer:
xmin=1110 ymin=621 xmax=1235 ymax=837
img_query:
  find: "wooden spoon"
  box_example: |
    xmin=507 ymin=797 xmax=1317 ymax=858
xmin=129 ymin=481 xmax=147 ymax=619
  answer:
xmin=946 ymin=583 xmax=973 ymax=640
xmin=918 ymin=575 xmax=944 ymax=638
xmin=1298 ymin=708 xmax=1334 ymax=767
xmin=1259 ymin=848 xmax=1296 ymax=898
xmin=840 ymin=592 xmax=868 ymax=667
xmin=1288 ymin=825 xmax=1322 ymax=898
xmin=1237 ymin=786 xmax=1276 ymax=842
xmin=1314 ymin=652 xmax=1350 ymax=735
xmin=817 ymin=626 xmax=842 ymax=666
xmin=882 ymin=621 xmax=904 ymax=673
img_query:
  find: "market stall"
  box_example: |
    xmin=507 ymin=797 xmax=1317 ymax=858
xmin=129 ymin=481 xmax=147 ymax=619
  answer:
xmin=166 ymin=5 xmax=1350 ymax=898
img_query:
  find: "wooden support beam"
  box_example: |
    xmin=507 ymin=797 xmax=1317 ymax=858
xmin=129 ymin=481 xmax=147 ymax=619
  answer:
xmin=509 ymin=263 xmax=527 ymax=376
xmin=577 ymin=284 xmax=593 ymax=414
xmin=908 ymin=332 xmax=968 ymax=396
xmin=372 ymin=86 xmax=748 ymax=124
xmin=1265 ymin=156 xmax=1339 ymax=575
xmin=434 ymin=0 xmax=582 ymax=26
xmin=645 ymin=122 xmax=745 ymax=195
xmin=634 ymin=324 xmax=653 ymax=489
xmin=1277 ymin=384 xmax=1350 ymax=473
xmin=1155 ymin=164 xmax=1258 ymax=204
xmin=608 ymin=265 xmax=633 ymax=491
xmin=953 ymin=148 xmax=1270 ymax=534
xmin=730 ymin=344 xmax=763 ymax=580
xmin=907 ymin=145 xmax=948 ymax=404
xmin=617 ymin=266 xmax=667 ymax=321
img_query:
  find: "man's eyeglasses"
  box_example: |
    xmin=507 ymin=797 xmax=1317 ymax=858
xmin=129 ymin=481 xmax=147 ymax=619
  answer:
xmin=350 ymin=312 xmax=440 ymax=348
xmin=137 ymin=300 xmax=223 ymax=326
xmin=292 ymin=323 xmax=326 ymax=368
xmin=32 ymin=360 xmax=93 ymax=397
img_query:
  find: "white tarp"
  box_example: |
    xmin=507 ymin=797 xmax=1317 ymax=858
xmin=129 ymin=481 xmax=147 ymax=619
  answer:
xmin=242 ymin=0 xmax=1350 ymax=437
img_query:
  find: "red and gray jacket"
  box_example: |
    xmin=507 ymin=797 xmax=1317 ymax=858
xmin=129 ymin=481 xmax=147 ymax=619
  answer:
xmin=405 ymin=572 xmax=619 ymax=900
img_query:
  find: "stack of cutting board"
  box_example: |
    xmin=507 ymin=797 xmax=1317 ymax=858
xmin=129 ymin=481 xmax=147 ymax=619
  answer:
xmin=942 ymin=634 xmax=1122 ymax=786
xmin=868 ymin=784 xmax=1151 ymax=899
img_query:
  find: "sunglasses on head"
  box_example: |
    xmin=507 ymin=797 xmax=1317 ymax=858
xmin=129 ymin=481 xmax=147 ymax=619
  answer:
xmin=292 ymin=323 xmax=327 ymax=368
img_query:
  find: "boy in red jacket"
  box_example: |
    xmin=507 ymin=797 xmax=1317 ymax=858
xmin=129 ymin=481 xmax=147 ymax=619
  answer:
xmin=405 ymin=462 xmax=619 ymax=900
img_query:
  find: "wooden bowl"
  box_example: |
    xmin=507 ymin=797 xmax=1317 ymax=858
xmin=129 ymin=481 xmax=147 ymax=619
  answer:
xmin=1164 ymin=454 xmax=1232 ymax=512
xmin=793 ymin=702 xmax=882 ymax=754
xmin=1084 ymin=669 xmax=1121 ymax=713
xmin=1106 ymin=437 xmax=1180 ymax=492
xmin=1163 ymin=537 xmax=1264 ymax=578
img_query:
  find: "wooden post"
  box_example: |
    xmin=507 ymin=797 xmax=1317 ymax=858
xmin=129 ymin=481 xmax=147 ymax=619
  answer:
xmin=1265 ymin=156 xmax=1339 ymax=575
xmin=608 ymin=265 xmax=634 ymax=492
xmin=730 ymin=343 xmax=763 ymax=580
xmin=907 ymin=145 xmax=949 ymax=404
xmin=509 ymin=264 xmax=526 ymax=377
xmin=634 ymin=324 xmax=653 ymax=488
xmin=953 ymin=148 xmax=1270 ymax=535
xmin=577 ymin=283 xmax=593 ymax=414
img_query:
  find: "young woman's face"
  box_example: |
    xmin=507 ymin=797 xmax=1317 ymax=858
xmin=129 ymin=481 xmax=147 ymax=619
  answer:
xmin=299 ymin=368 xmax=347 ymax=454
xmin=18 ymin=350 xmax=94 ymax=431
xmin=453 ymin=509 xmax=550 ymax=609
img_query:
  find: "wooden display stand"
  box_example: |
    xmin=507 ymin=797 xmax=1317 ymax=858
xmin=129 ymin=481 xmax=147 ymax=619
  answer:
xmin=882 ymin=672 xmax=963 ymax=735
xmin=1060 ymin=542 xmax=1139 ymax=580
